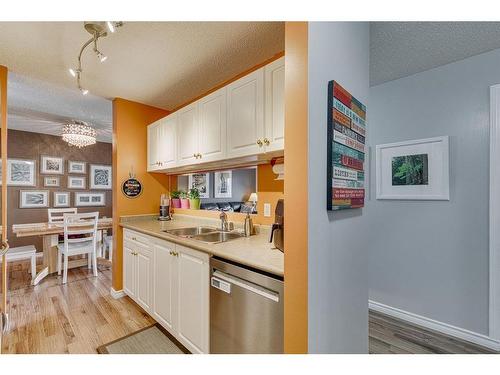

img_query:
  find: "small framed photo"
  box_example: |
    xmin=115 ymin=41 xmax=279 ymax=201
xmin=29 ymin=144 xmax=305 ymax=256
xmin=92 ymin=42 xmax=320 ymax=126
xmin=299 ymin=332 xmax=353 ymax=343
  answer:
xmin=68 ymin=161 xmax=86 ymax=174
xmin=44 ymin=176 xmax=60 ymax=187
xmin=75 ymin=192 xmax=106 ymax=207
xmin=40 ymin=156 xmax=64 ymax=175
xmin=188 ymin=172 xmax=209 ymax=198
xmin=19 ymin=190 xmax=49 ymax=208
xmin=376 ymin=136 xmax=449 ymax=200
xmin=90 ymin=164 xmax=112 ymax=190
xmin=68 ymin=176 xmax=86 ymax=189
xmin=53 ymin=192 xmax=70 ymax=208
xmin=1 ymin=159 xmax=36 ymax=186
xmin=214 ymin=171 xmax=232 ymax=198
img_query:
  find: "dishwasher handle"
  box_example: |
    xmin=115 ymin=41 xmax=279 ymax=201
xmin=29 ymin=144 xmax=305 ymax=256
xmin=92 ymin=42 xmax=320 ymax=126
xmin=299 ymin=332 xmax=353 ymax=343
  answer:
xmin=212 ymin=270 xmax=279 ymax=302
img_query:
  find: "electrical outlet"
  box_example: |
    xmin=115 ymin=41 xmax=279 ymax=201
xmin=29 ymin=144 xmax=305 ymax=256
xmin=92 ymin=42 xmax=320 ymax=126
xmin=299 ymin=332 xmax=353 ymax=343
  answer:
xmin=264 ymin=203 xmax=271 ymax=217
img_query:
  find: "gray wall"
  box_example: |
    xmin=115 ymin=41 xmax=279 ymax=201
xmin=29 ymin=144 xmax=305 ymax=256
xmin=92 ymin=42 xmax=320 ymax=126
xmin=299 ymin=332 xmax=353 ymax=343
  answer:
xmin=177 ymin=167 xmax=256 ymax=203
xmin=368 ymin=48 xmax=500 ymax=335
xmin=308 ymin=22 xmax=370 ymax=353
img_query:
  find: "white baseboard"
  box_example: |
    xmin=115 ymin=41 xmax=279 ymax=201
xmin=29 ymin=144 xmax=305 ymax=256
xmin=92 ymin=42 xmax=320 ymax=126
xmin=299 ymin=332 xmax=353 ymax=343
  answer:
xmin=110 ymin=287 xmax=126 ymax=299
xmin=369 ymin=300 xmax=500 ymax=352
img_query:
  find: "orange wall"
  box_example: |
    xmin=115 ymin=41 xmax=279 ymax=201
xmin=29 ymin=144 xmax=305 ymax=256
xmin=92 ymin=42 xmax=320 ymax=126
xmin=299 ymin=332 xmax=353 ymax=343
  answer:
xmin=284 ymin=22 xmax=308 ymax=354
xmin=112 ymin=98 xmax=171 ymax=291
xmin=256 ymin=164 xmax=284 ymax=225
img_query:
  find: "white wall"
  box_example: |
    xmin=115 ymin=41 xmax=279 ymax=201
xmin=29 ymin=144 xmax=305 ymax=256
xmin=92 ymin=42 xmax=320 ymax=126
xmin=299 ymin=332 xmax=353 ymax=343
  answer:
xmin=308 ymin=22 xmax=370 ymax=353
xmin=368 ymin=48 xmax=500 ymax=335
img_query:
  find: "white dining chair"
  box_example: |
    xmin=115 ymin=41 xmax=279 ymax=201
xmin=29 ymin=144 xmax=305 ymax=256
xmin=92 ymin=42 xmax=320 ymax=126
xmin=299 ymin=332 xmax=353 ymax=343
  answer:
xmin=48 ymin=208 xmax=78 ymax=223
xmin=103 ymin=233 xmax=113 ymax=263
xmin=57 ymin=212 xmax=99 ymax=284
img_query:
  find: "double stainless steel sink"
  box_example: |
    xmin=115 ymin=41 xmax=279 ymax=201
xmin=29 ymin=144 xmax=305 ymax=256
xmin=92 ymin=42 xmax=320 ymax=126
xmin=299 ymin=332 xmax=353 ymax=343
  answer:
xmin=164 ymin=226 xmax=244 ymax=243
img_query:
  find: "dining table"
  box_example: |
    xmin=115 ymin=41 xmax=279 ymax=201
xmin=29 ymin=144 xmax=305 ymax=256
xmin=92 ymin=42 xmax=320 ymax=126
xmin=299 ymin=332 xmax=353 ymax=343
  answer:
xmin=12 ymin=217 xmax=113 ymax=284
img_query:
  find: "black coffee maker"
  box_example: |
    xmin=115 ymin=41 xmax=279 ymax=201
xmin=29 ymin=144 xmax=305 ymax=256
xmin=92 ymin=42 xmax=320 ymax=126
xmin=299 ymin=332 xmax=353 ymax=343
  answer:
xmin=269 ymin=199 xmax=284 ymax=252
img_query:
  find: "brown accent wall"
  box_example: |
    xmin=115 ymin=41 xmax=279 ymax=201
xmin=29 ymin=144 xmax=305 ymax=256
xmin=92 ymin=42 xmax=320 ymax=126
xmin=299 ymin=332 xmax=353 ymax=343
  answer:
xmin=284 ymin=22 xmax=308 ymax=354
xmin=6 ymin=129 xmax=112 ymax=251
xmin=112 ymin=98 xmax=171 ymax=292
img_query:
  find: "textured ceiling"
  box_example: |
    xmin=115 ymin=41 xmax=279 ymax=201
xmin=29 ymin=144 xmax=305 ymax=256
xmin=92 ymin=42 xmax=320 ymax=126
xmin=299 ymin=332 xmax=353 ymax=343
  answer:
xmin=0 ymin=22 xmax=284 ymax=109
xmin=7 ymin=72 xmax=112 ymax=142
xmin=370 ymin=22 xmax=500 ymax=86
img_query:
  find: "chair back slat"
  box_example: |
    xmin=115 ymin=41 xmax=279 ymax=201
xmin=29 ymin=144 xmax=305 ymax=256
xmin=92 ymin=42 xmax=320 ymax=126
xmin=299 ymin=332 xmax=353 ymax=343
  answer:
xmin=48 ymin=208 xmax=77 ymax=223
xmin=62 ymin=212 xmax=99 ymax=251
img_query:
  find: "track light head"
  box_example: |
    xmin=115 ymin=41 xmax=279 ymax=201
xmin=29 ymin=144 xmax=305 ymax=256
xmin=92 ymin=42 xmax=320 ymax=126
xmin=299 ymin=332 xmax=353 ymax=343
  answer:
xmin=69 ymin=68 xmax=76 ymax=77
xmin=106 ymin=21 xmax=115 ymax=33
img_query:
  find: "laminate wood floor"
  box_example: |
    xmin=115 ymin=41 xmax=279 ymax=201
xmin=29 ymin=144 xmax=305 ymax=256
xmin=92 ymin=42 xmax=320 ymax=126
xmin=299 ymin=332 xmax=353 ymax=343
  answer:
xmin=1 ymin=259 xmax=154 ymax=354
xmin=369 ymin=310 xmax=496 ymax=354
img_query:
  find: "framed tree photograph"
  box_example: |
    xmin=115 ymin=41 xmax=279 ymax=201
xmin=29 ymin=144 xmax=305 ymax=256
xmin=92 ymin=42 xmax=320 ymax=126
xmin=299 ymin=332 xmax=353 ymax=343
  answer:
xmin=68 ymin=161 xmax=86 ymax=174
xmin=376 ymin=136 xmax=449 ymax=200
xmin=68 ymin=176 xmax=86 ymax=189
xmin=214 ymin=171 xmax=232 ymax=198
xmin=19 ymin=190 xmax=49 ymax=208
xmin=44 ymin=176 xmax=60 ymax=187
xmin=74 ymin=192 xmax=106 ymax=207
xmin=53 ymin=192 xmax=70 ymax=208
xmin=1 ymin=159 xmax=36 ymax=186
xmin=90 ymin=164 xmax=112 ymax=189
xmin=188 ymin=172 xmax=209 ymax=198
xmin=40 ymin=156 xmax=64 ymax=175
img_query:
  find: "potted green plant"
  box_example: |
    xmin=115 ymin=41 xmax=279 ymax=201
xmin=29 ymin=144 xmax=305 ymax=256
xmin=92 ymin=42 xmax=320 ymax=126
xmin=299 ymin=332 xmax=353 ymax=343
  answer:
xmin=180 ymin=191 xmax=190 ymax=209
xmin=170 ymin=190 xmax=182 ymax=208
xmin=188 ymin=188 xmax=201 ymax=210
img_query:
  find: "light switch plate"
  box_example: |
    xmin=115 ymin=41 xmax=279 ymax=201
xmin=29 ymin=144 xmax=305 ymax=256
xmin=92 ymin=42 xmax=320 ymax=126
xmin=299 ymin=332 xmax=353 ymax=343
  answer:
xmin=264 ymin=203 xmax=271 ymax=217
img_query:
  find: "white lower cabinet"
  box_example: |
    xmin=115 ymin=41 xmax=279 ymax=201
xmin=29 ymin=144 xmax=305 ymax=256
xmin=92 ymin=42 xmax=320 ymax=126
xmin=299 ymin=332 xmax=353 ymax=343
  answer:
xmin=123 ymin=229 xmax=210 ymax=353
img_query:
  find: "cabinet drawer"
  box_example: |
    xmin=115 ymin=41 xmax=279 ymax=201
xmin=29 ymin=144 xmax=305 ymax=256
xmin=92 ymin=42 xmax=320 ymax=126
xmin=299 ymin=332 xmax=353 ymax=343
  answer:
xmin=124 ymin=229 xmax=151 ymax=247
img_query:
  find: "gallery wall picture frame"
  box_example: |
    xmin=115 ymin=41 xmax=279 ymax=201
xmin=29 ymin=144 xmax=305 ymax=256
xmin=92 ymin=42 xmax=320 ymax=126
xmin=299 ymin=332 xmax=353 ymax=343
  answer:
xmin=188 ymin=172 xmax=209 ymax=198
xmin=74 ymin=191 xmax=106 ymax=207
xmin=44 ymin=176 xmax=60 ymax=187
xmin=90 ymin=164 xmax=112 ymax=190
xmin=68 ymin=161 xmax=87 ymax=174
xmin=0 ymin=158 xmax=36 ymax=186
xmin=376 ymin=136 xmax=450 ymax=200
xmin=53 ymin=192 xmax=71 ymax=208
xmin=214 ymin=171 xmax=232 ymax=198
xmin=19 ymin=190 xmax=49 ymax=208
xmin=40 ymin=156 xmax=64 ymax=175
xmin=68 ymin=176 xmax=86 ymax=189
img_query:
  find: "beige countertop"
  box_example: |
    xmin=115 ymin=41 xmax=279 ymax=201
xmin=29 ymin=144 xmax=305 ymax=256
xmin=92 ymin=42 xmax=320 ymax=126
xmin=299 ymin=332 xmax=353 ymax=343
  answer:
xmin=119 ymin=214 xmax=284 ymax=277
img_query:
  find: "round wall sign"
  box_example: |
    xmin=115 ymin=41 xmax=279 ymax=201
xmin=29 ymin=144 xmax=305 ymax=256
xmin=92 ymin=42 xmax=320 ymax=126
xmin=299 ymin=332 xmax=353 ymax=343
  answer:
xmin=122 ymin=178 xmax=142 ymax=198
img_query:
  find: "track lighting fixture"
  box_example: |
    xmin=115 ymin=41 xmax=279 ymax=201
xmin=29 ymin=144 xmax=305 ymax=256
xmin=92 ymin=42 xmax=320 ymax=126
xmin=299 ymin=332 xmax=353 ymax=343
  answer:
xmin=68 ymin=21 xmax=123 ymax=95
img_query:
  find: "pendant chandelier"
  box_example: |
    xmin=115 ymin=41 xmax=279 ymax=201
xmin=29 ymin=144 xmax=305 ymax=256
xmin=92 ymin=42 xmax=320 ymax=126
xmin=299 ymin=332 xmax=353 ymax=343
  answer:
xmin=62 ymin=121 xmax=97 ymax=148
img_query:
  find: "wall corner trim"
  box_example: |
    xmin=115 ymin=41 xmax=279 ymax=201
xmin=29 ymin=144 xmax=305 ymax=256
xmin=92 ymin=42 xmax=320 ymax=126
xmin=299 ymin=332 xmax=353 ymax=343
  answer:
xmin=369 ymin=300 xmax=500 ymax=352
xmin=110 ymin=288 xmax=126 ymax=299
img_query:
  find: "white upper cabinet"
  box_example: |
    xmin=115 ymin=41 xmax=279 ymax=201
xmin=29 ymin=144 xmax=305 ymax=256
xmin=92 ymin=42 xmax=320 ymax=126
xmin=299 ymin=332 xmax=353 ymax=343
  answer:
xmin=198 ymin=87 xmax=227 ymax=163
xmin=177 ymin=103 xmax=200 ymax=166
xmin=264 ymin=57 xmax=285 ymax=152
xmin=147 ymin=121 xmax=161 ymax=171
xmin=159 ymin=115 xmax=177 ymax=168
xmin=226 ymin=68 xmax=265 ymax=158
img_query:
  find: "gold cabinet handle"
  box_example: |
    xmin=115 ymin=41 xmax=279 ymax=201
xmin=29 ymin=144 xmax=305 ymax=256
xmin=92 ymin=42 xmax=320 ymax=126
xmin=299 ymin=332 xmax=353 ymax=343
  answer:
xmin=263 ymin=138 xmax=270 ymax=146
xmin=256 ymin=139 xmax=263 ymax=147
xmin=197 ymin=153 xmax=202 ymax=159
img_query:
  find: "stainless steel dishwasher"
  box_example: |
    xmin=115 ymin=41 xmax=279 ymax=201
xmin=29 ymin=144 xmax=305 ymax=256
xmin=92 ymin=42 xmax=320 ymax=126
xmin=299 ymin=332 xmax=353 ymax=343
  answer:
xmin=210 ymin=257 xmax=284 ymax=353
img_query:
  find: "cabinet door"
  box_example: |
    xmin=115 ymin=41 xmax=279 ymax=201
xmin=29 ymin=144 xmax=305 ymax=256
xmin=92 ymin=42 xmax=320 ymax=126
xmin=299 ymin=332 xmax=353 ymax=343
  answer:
xmin=176 ymin=245 xmax=209 ymax=354
xmin=226 ymin=68 xmax=265 ymax=158
xmin=123 ymin=245 xmax=136 ymax=298
xmin=264 ymin=57 xmax=285 ymax=152
xmin=147 ymin=122 xmax=160 ymax=171
xmin=159 ymin=114 xmax=177 ymax=168
xmin=136 ymin=246 xmax=154 ymax=313
xmin=198 ymin=88 xmax=227 ymax=163
xmin=176 ymin=103 xmax=199 ymax=166
xmin=153 ymin=242 xmax=176 ymax=331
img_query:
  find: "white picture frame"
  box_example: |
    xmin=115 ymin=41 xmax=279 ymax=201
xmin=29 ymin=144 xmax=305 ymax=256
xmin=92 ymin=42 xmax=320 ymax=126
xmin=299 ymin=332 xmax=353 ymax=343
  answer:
xmin=19 ymin=190 xmax=49 ymax=208
xmin=90 ymin=164 xmax=112 ymax=190
xmin=40 ymin=156 xmax=64 ymax=175
xmin=44 ymin=176 xmax=60 ymax=187
xmin=214 ymin=171 xmax=233 ymax=198
xmin=53 ymin=192 xmax=70 ymax=208
xmin=68 ymin=161 xmax=86 ymax=174
xmin=376 ymin=136 xmax=449 ymax=200
xmin=188 ymin=173 xmax=210 ymax=198
xmin=74 ymin=192 xmax=106 ymax=207
xmin=68 ymin=176 xmax=86 ymax=189
xmin=0 ymin=159 xmax=36 ymax=186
